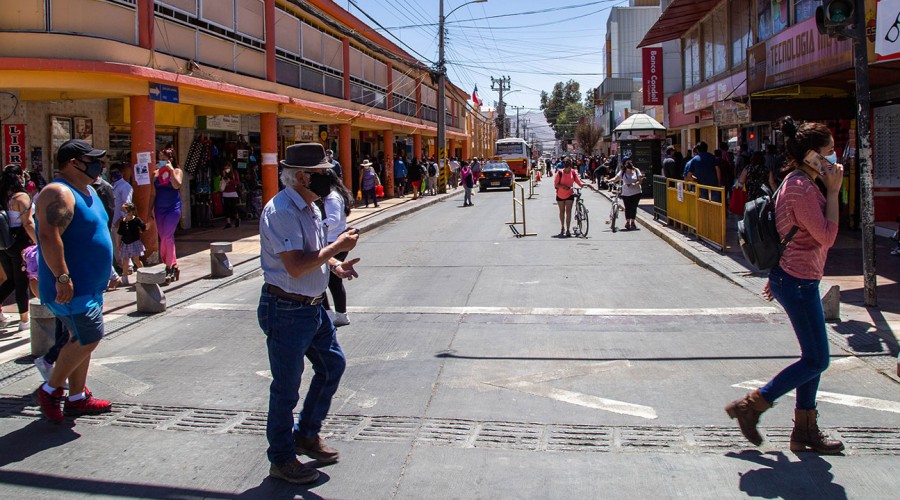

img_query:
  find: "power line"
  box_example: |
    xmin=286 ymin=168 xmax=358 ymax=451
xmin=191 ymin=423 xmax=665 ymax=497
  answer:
xmin=347 ymin=0 xmax=435 ymax=64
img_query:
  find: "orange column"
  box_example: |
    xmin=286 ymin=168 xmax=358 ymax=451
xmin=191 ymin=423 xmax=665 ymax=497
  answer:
xmin=342 ymin=37 xmax=351 ymax=100
xmin=462 ymin=139 xmax=470 ymax=160
xmin=413 ymin=134 xmax=422 ymax=161
xmin=130 ymin=95 xmax=158 ymax=255
xmin=448 ymin=138 xmax=457 ymax=159
xmin=264 ymin=0 xmax=276 ymax=82
xmin=386 ymin=63 xmax=393 ymax=111
xmin=339 ymin=123 xmax=352 ymax=186
xmin=137 ymin=0 xmax=154 ymax=49
xmin=383 ymin=130 xmax=394 ymax=197
xmin=261 ymin=113 xmax=279 ymax=205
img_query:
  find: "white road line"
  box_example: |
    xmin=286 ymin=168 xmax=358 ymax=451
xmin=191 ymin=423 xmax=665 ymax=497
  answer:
xmin=255 ymin=350 xmax=411 ymax=380
xmin=486 ymin=361 xmax=658 ymax=420
xmin=733 ymin=380 xmax=900 ymax=414
xmin=187 ymin=303 xmax=780 ymax=316
xmin=86 ymin=347 xmax=216 ymax=397
xmin=92 ymin=347 xmax=216 ymax=365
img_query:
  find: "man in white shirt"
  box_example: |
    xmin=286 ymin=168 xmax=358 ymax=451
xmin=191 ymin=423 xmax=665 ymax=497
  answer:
xmin=449 ymin=157 xmax=460 ymax=189
xmin=109 ymin=163 xmax=133 ymax=268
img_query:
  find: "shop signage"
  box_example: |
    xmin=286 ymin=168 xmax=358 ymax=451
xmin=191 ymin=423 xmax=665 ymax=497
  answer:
xmin=149 ymin=82 xmax=179 ymax=104
xmin=203 ymin=114 xmax=240 ymax=132
xmin=296 ymin=125 xmax=316 ymax=141
xmin=875 ymin=0 xmax=900 ymax=62
xmin=683 ymin=72 xmax=747 ymax=114
xmin=765 ymin=16 xmax=852 ymax=88
xmin=667 ymin=93 xmax=698 ymax=128
xmin=747 ymin=43 xmax=768 ymax=94
xmin=3 ymin=124 xmax=25 ymax=168
xmin=713 ymin=100 xmax=751 ymax=127
xmin=642 ymin=47 xmax=664 ymax=106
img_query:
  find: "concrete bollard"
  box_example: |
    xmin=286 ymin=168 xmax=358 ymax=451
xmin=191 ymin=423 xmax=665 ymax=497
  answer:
xmin=210 ymin=242 xmax=234 ymax=278
xmin=820 ymin=282 xmax=840 ymax=321
xmin=136 ymin=265 xmax=168 ymax=313
xmin=29 ymin=298 xmax=56 ymax=357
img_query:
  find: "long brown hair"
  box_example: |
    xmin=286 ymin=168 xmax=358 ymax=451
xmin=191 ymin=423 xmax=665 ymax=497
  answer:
xmin=779 ymin=116 xmax=832 ymax=175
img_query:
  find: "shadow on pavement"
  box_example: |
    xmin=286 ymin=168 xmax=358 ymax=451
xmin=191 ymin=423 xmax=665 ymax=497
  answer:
xmin=0 ymin=418 xmax=81 ymax=468
xmin=0 ymin=469 xmax=329 ymax=499
xmin=831 ymin=319 xmax=900 ymax=357
xmin=726 ymin=450 xmax=847 ymax=500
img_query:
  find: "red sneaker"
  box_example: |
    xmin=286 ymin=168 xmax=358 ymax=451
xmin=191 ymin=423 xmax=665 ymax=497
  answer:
xmin=64 ymin=393 xmax=112 ymax=416
xmin=36 ymin=385 xmax=65 ymax=424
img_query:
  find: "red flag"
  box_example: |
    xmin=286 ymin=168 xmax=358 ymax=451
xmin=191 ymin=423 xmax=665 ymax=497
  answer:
xmin=472 ymin=85 xmax=483 ymax=107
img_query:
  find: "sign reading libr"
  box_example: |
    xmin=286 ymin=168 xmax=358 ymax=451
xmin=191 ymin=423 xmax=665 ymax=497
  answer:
xmin=149 ymin=83 xmax=179 ymax=104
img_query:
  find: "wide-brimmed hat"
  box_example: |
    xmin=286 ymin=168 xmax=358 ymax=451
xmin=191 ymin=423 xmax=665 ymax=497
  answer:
xmin=360 ymin=159 xmax=373 ymax=167
xmin=280 ymin=143 xmax=332 ymax=169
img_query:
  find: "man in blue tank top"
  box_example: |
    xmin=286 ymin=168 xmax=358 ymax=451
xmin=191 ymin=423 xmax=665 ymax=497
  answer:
xmin=34 ymin=139 xmax=114 ymax=423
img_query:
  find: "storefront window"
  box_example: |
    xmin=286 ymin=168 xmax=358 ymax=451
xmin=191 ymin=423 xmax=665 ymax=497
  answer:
xmin=682 ymin=29 xmax=701 ymax=89
xmin=758 ymin=0 xmax=789 ymax=42
xmin=730 ymin=0 xmax=751 ymax=67
xmin=702 ymin=18 xmax=714 ymax=81
xmin=713 ymin=6 xmax=728 ymax=76
xmin=794 ymin=0 xmax=817 ymax=24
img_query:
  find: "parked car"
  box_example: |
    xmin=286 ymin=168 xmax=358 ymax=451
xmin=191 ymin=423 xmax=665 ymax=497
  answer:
xmin=478 ymin=161 xmax=515 ymax=191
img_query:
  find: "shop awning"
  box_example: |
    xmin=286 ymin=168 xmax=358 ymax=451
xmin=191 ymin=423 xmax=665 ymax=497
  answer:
xmin=638 ymin=0 xmax=724 ymax=48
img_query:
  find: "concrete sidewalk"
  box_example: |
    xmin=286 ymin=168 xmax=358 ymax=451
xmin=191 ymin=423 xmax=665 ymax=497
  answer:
xmin=585 ymin=181 xmax=900 ymax=381
xmin=0 ymin=188 xmax=463 ymax=366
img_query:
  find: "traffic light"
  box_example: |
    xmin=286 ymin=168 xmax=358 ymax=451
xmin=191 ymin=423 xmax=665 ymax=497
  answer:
xmin=816 ymin=0 xmax=855 ymax=38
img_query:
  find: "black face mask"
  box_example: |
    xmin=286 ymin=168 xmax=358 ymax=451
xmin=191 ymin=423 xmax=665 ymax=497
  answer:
xmin=308 ymin=173 xmax=332 ymax=198
xmin=76 ymin=159 xmax=104 ymax=181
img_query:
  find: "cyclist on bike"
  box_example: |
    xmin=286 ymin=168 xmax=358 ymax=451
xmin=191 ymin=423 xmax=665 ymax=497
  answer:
xmin=554 ymin=159 xmax=584 ymax=238
xmin=607 ymin=158 xmax=643 ymax=230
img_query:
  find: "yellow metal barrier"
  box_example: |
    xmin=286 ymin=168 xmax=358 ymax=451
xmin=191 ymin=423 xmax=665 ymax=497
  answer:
xmin=528 ymin=169 xmax=540 ymax=199
xmin=665 ymin=179 xmax=726 ymax=252
xmin=507 ymin=182 xmax=536 ymax=238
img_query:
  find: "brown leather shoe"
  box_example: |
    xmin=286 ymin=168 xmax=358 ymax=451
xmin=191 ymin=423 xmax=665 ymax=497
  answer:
xmin=725 ymin=389 xmax=772 ymax=446
xmin=269 ymin=458 xmax=320 ymax=484
xmin=295 ymin=434 xmax=340 ymax=463
xmin=790 ymin=409 xmax=845 ymax=454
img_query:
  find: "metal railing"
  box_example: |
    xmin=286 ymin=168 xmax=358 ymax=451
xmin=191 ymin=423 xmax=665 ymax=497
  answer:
xmin=664 ymin=179 xmax=726 ymax=252
xmin=652 ymin=175 xmax=668 ymax=223
xmin=507 ymin=182 xmax=536 ymax=238
xmin=528 ymin=169 xmax=540 ymax=199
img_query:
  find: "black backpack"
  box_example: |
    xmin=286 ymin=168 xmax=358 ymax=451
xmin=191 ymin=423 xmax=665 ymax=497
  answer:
xmin=737 ymin=173 xmax=799 ymax=272
xmin=427 ymin=162 xmax=437 ymax=176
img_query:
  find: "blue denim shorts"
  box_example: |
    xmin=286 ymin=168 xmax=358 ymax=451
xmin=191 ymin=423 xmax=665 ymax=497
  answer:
xmin=56 ymin=304 xmax=105 ymax=346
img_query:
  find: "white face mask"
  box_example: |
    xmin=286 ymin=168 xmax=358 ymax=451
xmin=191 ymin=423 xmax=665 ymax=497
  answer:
xmin=823 ymin=153 xmax=837 ymax=165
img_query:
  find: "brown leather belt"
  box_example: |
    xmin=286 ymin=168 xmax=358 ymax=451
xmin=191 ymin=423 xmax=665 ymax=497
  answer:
xmin=264 ymin=284 xmax=324 ymax=305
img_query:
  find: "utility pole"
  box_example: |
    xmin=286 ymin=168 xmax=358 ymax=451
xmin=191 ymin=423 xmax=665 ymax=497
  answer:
xmin=852 ymin=4 xmax=876 ymax=306
xmin=510 ymin=105 xmax=524 ymax=137
xmin=491 ymin=75 xmax=510 ymax=139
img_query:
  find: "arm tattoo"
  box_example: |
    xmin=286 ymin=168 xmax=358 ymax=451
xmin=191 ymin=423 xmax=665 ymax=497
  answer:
xmin=45 ymin=193 xmax=74 ymax=230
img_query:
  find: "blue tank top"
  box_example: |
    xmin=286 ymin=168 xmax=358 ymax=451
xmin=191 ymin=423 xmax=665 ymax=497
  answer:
xmin=154 ymin=171 xmax=182 ymax=211
xmin=37 ymin=179 xmax=113 ymax=314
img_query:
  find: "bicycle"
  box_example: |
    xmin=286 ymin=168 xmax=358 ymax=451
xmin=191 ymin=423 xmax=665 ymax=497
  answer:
xmin=607 ymin=180 xmax=624 ymax=233
xmin=571 ymin=188 xmax=589 ymax=238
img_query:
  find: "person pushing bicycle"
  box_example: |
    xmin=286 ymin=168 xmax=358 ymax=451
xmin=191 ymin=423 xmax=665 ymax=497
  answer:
xmin=554 ymin=159 xmax=584 ymax=238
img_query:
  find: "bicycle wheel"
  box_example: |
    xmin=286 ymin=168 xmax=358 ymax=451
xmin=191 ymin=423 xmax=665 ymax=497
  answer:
xmin=581 ymin=205 xmax=589 ymax=237
xmin=573 ymin=204 xmax=584 ymax=237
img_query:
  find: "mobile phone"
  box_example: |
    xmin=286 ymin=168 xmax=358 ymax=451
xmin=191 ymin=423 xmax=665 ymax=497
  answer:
xmin=802 ymin=150 xmax=827 ymax=175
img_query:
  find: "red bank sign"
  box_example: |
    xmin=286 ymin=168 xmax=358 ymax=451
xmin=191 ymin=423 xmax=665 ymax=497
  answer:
xmin=3 ymin=124 xmax=26 ymax=168
xmin=642 ymin=47 xmax=664 ymax=106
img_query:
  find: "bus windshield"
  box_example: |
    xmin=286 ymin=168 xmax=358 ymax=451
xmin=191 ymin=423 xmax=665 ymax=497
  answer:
xmin=495 ymin=142 xmax=525 ymax=156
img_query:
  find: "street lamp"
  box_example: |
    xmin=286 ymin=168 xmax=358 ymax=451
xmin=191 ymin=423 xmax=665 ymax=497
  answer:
xmin=438 ymin=0 xmax=487 ymax=161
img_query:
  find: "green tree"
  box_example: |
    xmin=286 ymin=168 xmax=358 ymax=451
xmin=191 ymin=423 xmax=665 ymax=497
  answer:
xmin=540 ymin=80 xmax=583 ymax=140
xmin=575 ymin=115 xmax=603 ymax=155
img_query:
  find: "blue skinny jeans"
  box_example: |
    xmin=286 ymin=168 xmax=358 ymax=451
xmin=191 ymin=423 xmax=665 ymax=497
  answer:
xmin=258 ymin=288 xmax=346 ymax=465
xmin=759 ymin=266 xmax=830 ymax=409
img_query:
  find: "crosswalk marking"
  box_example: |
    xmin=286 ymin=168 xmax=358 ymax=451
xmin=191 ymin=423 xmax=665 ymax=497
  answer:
xmin=733 ymin=380 xmax=900 ymax=414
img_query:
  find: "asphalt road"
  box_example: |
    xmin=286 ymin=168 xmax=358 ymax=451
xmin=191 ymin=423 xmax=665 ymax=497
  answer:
xmin=0 ymin=179 xmax=897 ymax=499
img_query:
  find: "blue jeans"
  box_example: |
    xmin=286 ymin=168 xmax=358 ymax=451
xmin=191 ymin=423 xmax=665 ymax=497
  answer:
xmin=760 ymin=267 xmax=830 ymax=409
xmin=464 ymin=187 xmax=473 ymax=205
xmin=258 ymin=287 xmax=346 ymax=465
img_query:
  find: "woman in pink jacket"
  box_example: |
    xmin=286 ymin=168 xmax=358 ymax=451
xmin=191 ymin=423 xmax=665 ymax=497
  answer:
xmin=725 ymin=116 xmax=844 ymax=454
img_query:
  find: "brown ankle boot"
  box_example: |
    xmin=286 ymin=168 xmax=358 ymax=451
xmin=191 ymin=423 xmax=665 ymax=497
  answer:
xmin=725 ymin=389 xmax=772 ymax=446
xmin=789 ymin=409 xmax=845 ymax=454
xmin=294 ymin=434 xmax=340 ymax=463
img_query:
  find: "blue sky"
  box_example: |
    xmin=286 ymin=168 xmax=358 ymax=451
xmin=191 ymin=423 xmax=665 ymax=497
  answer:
xmin=345 ymin=0 xmax=627 ymax=129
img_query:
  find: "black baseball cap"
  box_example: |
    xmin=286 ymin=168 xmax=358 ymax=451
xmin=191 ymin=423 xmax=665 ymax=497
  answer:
xmin=57 ymin=139 xmax=106 ymax=164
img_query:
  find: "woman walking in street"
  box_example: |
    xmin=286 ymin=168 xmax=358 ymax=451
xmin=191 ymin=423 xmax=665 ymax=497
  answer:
xmin=607 ymin=158 xmax=643 ymax=231
xmin=738 ymin=151 xmax=775 ymax=201
xmin=359 ymin=159 xmax=380 ymax=208
xmin=460 ymin=161 xmax=475 ymax=207
xmin=0 ymin=165 xmax=37 ymax=330
xmin=725 ymin=116 xmax=845 ymax=454
xmin=320 ymin=170 xmax=355 ymax=327
xmin=554 ymin=159 xmax=584 ymax=237
xmin=149 ymin=147 xmax=183 ymax=282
